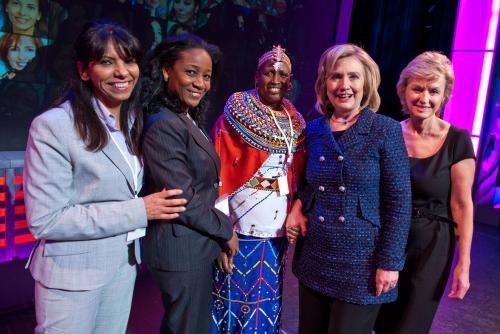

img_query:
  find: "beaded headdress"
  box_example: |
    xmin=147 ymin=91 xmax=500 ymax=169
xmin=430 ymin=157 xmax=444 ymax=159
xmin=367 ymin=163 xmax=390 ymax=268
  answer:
xmin=257 ymin=45 xmax=292 ymax=72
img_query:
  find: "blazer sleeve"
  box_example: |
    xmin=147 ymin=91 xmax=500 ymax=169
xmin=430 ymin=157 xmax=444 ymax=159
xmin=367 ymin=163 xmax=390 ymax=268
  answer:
xmin=296 ymin=124 xmax=315 ymax=212
xmin=143 ymin=116 xmax=233 ymax=241
xmin=375 ymin=121 xmax=412 ymax=270
xmin=24 ymin=112 xmax=148 ymax=241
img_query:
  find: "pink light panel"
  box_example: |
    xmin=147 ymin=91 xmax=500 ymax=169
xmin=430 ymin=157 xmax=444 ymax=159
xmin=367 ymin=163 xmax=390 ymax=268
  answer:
xmin=445 ymin=0 xmax=499 ymax=153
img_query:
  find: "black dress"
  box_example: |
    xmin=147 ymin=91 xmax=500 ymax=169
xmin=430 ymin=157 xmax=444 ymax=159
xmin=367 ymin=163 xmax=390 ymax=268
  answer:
xmin=376 ymin=125 xmax=475 ymax=334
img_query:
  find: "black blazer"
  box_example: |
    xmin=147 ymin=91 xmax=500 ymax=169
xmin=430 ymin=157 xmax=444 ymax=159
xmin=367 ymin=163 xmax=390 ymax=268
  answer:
xmin=142 ymin=107 xmax=233 ymax=271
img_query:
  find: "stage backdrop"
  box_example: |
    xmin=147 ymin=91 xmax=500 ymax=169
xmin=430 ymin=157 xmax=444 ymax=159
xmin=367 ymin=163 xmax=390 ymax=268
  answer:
xmin=348 ymin=0 xmax=458 ymax=122
xmin=476 ymin=30 xmax=500 ymax=210
xmin=0 ymin=0 xmax=343 ymax=151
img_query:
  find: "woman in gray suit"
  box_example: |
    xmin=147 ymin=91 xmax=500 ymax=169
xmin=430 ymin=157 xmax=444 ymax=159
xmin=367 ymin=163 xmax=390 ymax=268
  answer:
xmin=23 ymin=22 xmax=187 ymax=334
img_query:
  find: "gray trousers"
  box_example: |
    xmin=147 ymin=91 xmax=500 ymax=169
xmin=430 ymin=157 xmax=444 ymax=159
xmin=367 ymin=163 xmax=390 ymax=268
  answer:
xmin=34 ymin=247 xmax=137 ymax=334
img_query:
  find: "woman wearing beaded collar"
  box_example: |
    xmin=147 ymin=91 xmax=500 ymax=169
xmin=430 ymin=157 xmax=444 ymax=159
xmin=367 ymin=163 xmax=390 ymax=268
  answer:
xmin=211 ymin=45 xmax=306 ymax=334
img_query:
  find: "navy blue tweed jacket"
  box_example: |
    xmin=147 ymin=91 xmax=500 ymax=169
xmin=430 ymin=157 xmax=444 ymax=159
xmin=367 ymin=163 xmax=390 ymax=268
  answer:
xmin=292 ymin=108 xmax=411 ymax=304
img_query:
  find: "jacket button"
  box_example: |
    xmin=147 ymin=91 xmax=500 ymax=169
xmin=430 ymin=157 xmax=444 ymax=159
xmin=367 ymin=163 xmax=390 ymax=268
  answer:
xmin=338 ymin=215 xmax=345 ymax=223
xmin=318 ymin=216 xmax=325 ymax=223
xmin=319 ymin=156 xmax=325 ymax=162
xmin=338 ymin=185 xmax=346 ymax=192
xmin=337 ymin=155 xmax=344 ymax=161
xmin=318 ymin=186 xmax=325 ymax=192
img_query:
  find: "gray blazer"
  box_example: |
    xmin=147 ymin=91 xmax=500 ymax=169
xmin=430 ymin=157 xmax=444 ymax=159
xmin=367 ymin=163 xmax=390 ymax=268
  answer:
xmin=24 ymin=101 xmax=147 ymax=291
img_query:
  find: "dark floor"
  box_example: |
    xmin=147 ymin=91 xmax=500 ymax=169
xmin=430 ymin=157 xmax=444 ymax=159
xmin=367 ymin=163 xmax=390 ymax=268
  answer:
xmin=1 ymin=223 xmax=499 ymax=334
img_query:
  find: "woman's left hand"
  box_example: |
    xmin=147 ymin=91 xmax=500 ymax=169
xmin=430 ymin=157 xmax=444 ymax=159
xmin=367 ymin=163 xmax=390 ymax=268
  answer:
xmin=285 ymin=200 xmax=308 ymax=244
xmin=375 ymin=269 xmax=399 ymax=296
xmin=448 ymin=263 xmax=470 ymax=299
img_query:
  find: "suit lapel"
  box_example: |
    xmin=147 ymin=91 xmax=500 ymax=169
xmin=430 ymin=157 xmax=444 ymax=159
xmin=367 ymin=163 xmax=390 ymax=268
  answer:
xmin=338 ymin=108 xmax=374 ymax=151
xmin=101 ymin=141 xmax=135 ymax=193
xmin=178 ymin=113 xmax=221 ymax=177
xmin=320 ymin=116 xmax=344 ymax=155
xmin=87 ymin=98 xmax=136 ymax=194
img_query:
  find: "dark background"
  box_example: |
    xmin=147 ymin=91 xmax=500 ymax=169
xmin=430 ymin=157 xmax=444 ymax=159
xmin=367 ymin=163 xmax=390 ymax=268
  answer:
xmin=0 ymin=0 xmax=458 ymax=151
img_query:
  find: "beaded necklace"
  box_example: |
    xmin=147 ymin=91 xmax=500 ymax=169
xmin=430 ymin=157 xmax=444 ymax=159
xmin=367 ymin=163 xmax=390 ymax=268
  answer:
xmin=224 ymin=90 xmax=305 ymax=154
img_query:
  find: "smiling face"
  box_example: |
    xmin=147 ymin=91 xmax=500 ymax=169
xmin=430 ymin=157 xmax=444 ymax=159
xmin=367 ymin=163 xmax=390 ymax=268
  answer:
xmin=173 ymin=0 xmax=196 ymax=24
xmin=255 ymin=59 xmax=291 ymax=109
xmin=404 ymin=75 xmax=446 ymax=120
xmin=145 ymin=0 xmax=160 ymax=8
xmin=5 ymin=0 xmax=41 ymax=35
xmin=7 ymin=35 xmax=37 ymax=70
xmin=326 ymin=56 xmax=365 ymax=115
xmin=164 ymin=48 xmax=212 ymax=112
xmin=78 ymin=40 xmax=139 ymax=114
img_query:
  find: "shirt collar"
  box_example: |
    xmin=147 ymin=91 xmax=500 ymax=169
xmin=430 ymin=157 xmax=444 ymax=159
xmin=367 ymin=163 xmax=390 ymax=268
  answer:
xmin=92 ymin=97 xmax=135 ymax=132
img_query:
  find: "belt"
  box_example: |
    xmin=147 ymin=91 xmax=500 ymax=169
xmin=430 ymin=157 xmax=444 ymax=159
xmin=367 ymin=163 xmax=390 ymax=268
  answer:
xmin=412 ymin=207 xmax=457 ymax=228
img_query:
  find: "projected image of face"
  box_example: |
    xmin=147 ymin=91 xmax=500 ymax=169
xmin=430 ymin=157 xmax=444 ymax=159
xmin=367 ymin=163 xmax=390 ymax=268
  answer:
xmin=7 ymin=34 xmax=37 ymax=70
xmin=5 ymin=0 xmax=41 ymax=36
xmin=145 ymin=0 xmax=162 ymax=17
xmin=273 ymin=0 xmax=287 ymax=15
xmin=173 ymin=0 xmax=197 ymax=25
xmin=145 ymin=0 xmax=160 ymax=8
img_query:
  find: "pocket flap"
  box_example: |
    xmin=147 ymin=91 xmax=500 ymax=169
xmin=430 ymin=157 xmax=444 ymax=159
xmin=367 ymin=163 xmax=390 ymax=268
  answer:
xmin=43 ymin=240 xmax=90 ymax=256
xmin=358 ymin=196 xmax=380 ymax=227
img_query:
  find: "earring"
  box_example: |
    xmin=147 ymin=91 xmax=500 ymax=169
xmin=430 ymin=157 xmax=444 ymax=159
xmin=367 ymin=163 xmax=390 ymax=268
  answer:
xmin=163 ymin=74 xmax=169 ymax=82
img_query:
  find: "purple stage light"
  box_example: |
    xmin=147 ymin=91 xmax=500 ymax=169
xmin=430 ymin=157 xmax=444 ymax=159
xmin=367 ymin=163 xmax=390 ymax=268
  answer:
xmin=445 ymin=0 xmax=499 ymax=153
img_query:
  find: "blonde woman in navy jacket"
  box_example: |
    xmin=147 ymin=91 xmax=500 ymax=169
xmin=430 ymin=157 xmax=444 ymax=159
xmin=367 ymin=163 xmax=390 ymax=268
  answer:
xmin=286 ymin=44 xmax=411 ymax=334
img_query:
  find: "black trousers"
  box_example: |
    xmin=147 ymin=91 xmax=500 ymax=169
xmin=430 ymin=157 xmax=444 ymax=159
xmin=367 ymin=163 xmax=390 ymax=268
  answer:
xmin=150 ymin=263 xmax=214 ymax=334
xmin=376 ymin=217 xmax=455 ymax=334
xmin=299 ymin=283 xmax=381 ymax=334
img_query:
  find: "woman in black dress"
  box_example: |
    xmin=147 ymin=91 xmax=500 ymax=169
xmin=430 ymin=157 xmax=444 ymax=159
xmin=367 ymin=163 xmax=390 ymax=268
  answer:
xmin=376 ymin=52 xmax=475 ymax=333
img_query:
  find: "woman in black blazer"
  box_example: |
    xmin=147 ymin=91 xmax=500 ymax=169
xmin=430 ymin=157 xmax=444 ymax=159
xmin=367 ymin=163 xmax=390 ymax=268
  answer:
xmin=141 ymin=35 xmax=238 ymax=334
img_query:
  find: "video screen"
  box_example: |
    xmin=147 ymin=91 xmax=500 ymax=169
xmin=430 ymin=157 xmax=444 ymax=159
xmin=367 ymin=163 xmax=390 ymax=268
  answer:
xmin=0 ymin=0 xmax=307 ymax=151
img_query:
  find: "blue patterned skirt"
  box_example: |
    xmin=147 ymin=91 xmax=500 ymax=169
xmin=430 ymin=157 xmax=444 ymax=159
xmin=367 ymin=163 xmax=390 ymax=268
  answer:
xmin=212 ymin=235 xmax=287 ymax=334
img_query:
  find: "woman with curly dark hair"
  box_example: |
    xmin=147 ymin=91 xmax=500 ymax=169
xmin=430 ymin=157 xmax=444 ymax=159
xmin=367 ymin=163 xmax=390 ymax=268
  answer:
xmin=141 ymin=35 xmax=238 ymax=334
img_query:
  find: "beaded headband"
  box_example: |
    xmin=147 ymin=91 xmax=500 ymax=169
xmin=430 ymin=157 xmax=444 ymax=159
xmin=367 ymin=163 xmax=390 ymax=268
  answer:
xmin=257 ymin=45 xmax=292 ymax=72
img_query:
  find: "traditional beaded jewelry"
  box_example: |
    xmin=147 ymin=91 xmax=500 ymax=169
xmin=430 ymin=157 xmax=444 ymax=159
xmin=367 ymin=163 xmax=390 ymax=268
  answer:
xmin=224 ymin=90 xmax=305 ymax=154
xmin=257 ymin=45 xmax=292 ymax=71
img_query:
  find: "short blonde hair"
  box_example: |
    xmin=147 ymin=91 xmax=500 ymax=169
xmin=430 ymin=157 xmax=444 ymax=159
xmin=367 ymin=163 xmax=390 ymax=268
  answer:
xmin=315 ymin=44 xmax=381 ymax=115
xmin=397 ymin=51 xmax=454 ymax=114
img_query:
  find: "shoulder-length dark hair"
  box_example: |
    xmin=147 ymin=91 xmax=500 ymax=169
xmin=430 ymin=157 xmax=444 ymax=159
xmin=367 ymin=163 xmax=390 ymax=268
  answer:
xmin=55 ymin=21 xmax=143 ymax=155
xmin=141 ymin=34 xmax=221 ymax=125
xmin=2 ymin=0 xmax=49 ymax=36
xmin=0 ymin=33 xmax=43 ymax=70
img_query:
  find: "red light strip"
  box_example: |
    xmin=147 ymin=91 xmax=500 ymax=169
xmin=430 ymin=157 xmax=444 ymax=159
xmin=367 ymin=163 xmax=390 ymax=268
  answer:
xmin=14 ymin=176 xmax=23 ymax=185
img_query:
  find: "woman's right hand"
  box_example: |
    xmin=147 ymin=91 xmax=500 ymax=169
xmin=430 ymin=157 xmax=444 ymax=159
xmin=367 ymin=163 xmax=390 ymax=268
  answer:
xmin=226 ymin=231 xmax=239 ymax=257
xmin=143 ymin=188 xmax=187 ymax=220
xmin=216 ymin=252 xmax=234 ymax=274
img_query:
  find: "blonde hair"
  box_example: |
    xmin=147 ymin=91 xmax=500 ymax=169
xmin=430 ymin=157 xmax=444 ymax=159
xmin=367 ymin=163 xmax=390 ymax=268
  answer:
xmin=315 ymin=44 xmax=381 ymax=115
xmin=397 ymin=51 xmax=454 ymax=114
